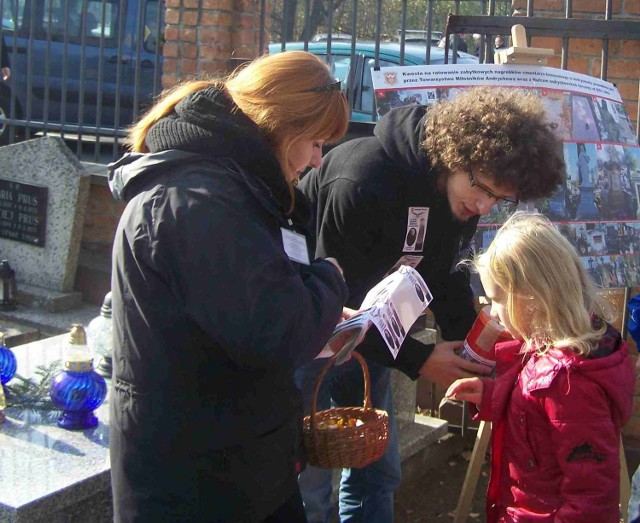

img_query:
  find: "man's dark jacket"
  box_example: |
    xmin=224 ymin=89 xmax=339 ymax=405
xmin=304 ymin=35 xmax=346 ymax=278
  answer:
xmin=299 ymin=105 xmax=478 ymax=379
xmin=108 ymin=87 xmax=347 ymax=522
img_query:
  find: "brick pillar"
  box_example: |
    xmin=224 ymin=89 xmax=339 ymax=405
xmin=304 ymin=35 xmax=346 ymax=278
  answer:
xmin=162 ymin=0 xmax=268 ymax=89
xmin=511 ymin=0 xmax=640 ymax=126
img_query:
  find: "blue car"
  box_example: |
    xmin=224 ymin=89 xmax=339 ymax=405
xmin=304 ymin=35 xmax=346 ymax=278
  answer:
xmin=269 ymin=41 xmax=478 ymax=123
xmin=0 ymin=0 xmax=163 ymax=145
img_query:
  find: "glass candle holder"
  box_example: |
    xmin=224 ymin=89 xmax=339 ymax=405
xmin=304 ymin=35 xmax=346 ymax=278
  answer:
xmin=49 ymin=324 xmax=107 ymax=430
xmin=87 ymin=292 xmax=113 ymax=379
xmin=0 ymin=333 xmax=17 ymax=385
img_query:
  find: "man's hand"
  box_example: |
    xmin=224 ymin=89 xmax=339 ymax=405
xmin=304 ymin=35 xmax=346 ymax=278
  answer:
xmin=418 ymin=340 xmax=492 ymax=388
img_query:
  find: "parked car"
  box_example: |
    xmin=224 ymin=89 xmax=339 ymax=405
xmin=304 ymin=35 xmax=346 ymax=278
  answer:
xmin=269 ymin=41 xmax=478 ymax=126
xmin=396 ymin=29 xmax=443 ymax=46
xmin=0 ymin=0 xmax=163 ymax=145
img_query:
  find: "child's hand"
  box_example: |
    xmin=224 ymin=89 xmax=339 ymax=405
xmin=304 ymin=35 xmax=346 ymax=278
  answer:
xmin=444 ymin=377 xmax=483 ymax=405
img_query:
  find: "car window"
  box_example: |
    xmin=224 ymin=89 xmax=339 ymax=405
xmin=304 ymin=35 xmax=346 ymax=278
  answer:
xmin=332 ymin=55 xmax=350 ymax=85
xmin=143 ymin=1 xmax=162 ymax=54
xmin=85 ymin=1 xmax=118 ymax=40
xmin=310 ymin=53 xmax=351 ymax=92
xmin=27 ymin=0 xmax=119 ymax=44
xmin=359 ymin=58 xmax=396 ymax=116
xmin=1 ymin=2 xmax=15 ymax=30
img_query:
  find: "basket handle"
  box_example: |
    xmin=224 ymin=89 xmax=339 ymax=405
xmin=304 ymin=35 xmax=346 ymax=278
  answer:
xmin=309 ymin=351 xmax=372 ymax=430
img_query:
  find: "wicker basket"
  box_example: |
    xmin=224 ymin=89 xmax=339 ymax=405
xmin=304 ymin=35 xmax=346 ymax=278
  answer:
xmin=302 ymin=352 xmax=389 ymax=469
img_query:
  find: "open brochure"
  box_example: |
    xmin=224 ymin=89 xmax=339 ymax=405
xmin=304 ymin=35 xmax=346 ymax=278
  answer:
xmin=317 ymin=265 xmax=433 ymax=364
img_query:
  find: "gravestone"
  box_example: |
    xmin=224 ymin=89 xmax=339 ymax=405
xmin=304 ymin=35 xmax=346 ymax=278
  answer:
xmin=0 ymin=137 xmax=90 ymax=293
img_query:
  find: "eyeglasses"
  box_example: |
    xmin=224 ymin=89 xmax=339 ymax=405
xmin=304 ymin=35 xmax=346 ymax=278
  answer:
xmin=468 ymin=171 xmax=519 ymax=206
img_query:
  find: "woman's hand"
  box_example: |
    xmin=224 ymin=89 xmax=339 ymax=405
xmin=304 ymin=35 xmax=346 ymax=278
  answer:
xmin=340 ymin=306 xmax=358 ymax=321
xmin=325 ymin=257 xmax=344 ymax=278
xmin=326 ymin=308 xmax=364 ymax=361
xmin=444 ymin=377 xmax=484 ymax=405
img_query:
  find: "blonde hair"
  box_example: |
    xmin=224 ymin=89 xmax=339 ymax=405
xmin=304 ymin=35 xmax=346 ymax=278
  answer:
xmin=127 ymin=51 xmax=349 ymax=184
xmin=226 ymin=51 xmax=349 ymax=181
xmin=475 ymin=212 xmax=612 ymax=355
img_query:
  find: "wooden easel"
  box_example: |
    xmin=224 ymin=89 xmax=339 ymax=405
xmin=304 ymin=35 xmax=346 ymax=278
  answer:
xmin=493 ymin=24 xmax=555 ymax=65
xmin=453 ymin=420 xmax=632 ymax=522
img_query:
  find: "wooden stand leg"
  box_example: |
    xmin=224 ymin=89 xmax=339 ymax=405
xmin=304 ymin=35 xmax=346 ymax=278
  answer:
xmin=621 ymin=438 xmax=631 ymax=523
xmin=453 ymin=420 xmax=492 ymax=523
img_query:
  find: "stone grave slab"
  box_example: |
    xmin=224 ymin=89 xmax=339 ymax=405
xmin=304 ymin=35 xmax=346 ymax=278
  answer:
xmin=0 ymin=136 xmax=90 ymax=292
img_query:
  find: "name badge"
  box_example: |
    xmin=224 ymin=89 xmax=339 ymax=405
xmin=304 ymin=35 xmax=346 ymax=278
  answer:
xmin=403 ymin=207 xmax=429 ymax=253
xmin=281 ymin=228 xmax=310 ymax=265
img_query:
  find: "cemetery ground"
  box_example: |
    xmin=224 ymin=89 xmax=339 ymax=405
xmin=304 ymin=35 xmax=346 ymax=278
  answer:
xmin=393 ymin=433 xmax=490 ymax=523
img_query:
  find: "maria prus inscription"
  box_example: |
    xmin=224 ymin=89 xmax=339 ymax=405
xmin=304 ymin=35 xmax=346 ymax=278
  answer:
xmin=0 ymin=178 xmax=48 ymax=247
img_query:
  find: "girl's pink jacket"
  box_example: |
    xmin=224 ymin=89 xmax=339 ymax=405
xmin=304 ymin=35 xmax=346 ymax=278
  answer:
xmin=473 ymin=322 xmax=634 ymax=523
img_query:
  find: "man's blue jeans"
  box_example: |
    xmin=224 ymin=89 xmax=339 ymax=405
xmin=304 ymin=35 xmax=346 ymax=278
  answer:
xmin=630 ymin=464 xmax=640 ymax=523
xmin=295 ymin=357 xmax=401 ymax=523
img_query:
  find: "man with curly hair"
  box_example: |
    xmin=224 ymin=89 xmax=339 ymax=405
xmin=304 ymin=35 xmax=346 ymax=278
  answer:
xmin=295 ymin=87 xmax=565 ymax=523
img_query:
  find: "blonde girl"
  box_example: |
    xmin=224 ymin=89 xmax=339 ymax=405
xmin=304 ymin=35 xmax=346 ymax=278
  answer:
xmin=446 ymin=211 xmax=634 ymax=523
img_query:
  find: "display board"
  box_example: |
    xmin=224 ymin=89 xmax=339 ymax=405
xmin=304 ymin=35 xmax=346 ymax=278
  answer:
xmin=372 ymin=64 xmax=640 ymax=288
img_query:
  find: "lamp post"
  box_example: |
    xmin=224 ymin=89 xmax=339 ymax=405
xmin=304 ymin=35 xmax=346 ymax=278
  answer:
xmin=0 ymin=260 xmax=17 ymax=311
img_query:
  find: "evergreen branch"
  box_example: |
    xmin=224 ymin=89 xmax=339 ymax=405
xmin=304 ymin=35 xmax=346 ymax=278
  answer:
xmin=5 ymin=361 xmax=61 ymax=412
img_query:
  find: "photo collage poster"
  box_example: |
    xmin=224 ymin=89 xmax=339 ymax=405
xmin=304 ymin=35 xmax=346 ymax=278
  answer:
xmin=371 ymin=64 xmax=640 ymax=288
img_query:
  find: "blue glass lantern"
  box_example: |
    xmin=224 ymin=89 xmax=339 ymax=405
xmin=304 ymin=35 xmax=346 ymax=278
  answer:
xmin=0 ymin=332 xmax=17 ymax=385
xmin=50 ymin=324 xmax=107 ymax=430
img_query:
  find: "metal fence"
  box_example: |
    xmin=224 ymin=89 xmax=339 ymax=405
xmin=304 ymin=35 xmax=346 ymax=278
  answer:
xmin=0 ymin=0 xmax=637 ymax=162
xmin=0 ymin=0 xmax=164 ymax=162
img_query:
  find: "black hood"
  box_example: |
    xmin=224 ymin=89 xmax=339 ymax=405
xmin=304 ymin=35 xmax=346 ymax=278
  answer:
xmin=373 ymin=105 xmax=430 ymax=175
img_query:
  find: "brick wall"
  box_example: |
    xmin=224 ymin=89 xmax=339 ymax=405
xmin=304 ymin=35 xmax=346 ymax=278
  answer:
xmin=82 ymin=181 xmax=125 ymax=258
xmin=162 ymin=0 xmax=266 ymax=88
xmin=513 ymin=0 xmax=640 ymax=126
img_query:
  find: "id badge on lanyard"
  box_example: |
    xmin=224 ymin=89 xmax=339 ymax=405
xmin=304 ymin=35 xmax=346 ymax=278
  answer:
xmin=403 ymin=207 xmax=429 ymax=253
xmin=281 ymin=224 xmax=310 ymax=265
xmin=386 ymin=207 xmax=429 ymax=275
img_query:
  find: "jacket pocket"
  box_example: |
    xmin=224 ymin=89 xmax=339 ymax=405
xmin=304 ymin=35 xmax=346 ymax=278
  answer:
xmin=111 ymin=377 xmax=170 ymax=449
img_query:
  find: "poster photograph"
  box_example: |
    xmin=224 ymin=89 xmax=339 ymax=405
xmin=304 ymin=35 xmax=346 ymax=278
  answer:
xmin=372 ymin=64 xmax=640 ymax=288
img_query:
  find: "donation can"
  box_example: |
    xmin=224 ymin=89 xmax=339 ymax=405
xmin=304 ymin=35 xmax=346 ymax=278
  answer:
xmin=458 ymin=306 xmax=512 ymax=369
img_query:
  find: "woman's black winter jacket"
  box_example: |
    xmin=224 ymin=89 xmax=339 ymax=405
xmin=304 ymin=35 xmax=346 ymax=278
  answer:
xmin=108 ymin=87 xmax=347 ymax=522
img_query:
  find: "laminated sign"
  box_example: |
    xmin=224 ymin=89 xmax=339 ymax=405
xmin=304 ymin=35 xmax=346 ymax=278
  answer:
xmin=372 ymin=64 xmax=640 ymax=289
